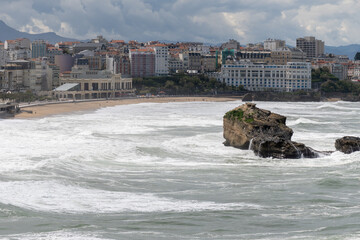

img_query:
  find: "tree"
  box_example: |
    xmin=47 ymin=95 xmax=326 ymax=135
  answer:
xmin=355 ymin=52 xmax=360 ymax=61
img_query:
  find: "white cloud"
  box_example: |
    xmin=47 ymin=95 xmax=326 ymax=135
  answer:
xmin=20 ymin=18 xmax=53 ymax=34
xmin=0 ymin=0 xmax=358 ymax=46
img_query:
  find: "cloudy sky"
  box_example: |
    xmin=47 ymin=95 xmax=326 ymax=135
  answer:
xmin=0 ymin=0 xmax=357 ymax=46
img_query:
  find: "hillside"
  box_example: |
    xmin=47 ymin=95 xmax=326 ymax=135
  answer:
xmin=0 ymin=20 xmax=78 ymax=44
xmin=325 ymin=44 xmax=360 ymax=60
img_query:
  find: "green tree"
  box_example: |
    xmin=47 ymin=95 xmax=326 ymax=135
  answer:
xmin=355 ymin=52 xmax=360 ymax=61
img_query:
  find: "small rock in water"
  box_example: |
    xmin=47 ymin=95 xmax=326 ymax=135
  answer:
xmin=335 ymin=136 xmax=360 ymax=154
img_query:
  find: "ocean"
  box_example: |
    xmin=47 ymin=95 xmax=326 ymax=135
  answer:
xmin=0 ymin=100 xmax=360 ymax=239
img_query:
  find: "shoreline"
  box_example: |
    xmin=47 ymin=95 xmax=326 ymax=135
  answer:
xmin=14 ymin=96 xmax=241 ymax=119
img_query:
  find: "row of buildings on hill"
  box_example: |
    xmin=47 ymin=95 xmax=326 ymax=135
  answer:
xmin=0 ymin=35 xmax=356 ymax=99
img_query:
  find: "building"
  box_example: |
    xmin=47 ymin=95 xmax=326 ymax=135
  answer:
xmin=153 ymin=44 xmax=169 ymax=76
xmin=330 ymin=63 xmax=347 ymax=81
xmin=56 ymin=65 xmax=134 ymax=100
xmin=46 ymin=47 xmax=63 ymax=64
xmin=0 ymin=70 xmax=4 ymax=89
xmin=201 ymin=55 xmax=217 ymax=72
xmin=55 ymin=41 xmax=80 ymax=53
xmin=31 ymin=40 xmax=47 ymax=58
xmin=270 ymin=47 xmax=306 ymax=65
xmin=222 ymin=49 xmax=236 ymax=65
xmin=188 ymin=52 xmax=201 ymax=71
xmin=236 ymin=50 xmax=272 ymax=64
xmin=7 ymin=49 xmax=31 ymax=61
xmin=296 ymin=36 xmax=324 ymax=58
xmin=106 ymin=55 xmax=131 ymax=76
xmin=2 ymin=60 xmax=31 ymax=90
xmin=55 ymin=55 xmax=75 ymax=73
xmin=48 ymin=64 xmax=60 ymax=89
xmin=168 ymin=54 xmax=185 ymax=73
xmin=87 ymin=56 xmax=103 ymax=70
xmin=91 ymin=35 xmax=108 ymax=44
xmin=0 ymin=44 xmax=9 ymax=67
xmin=218 ymin=61 xmax=311 ymax=92
xmin=4 ymin=38 xmax=31 ymax=50
xmin=264 ymin=38 xmax=286 ymax=51
xmin=72 ymin=43 xmax=106 ymax=54
xmin=221 ymin=39 xmax=241 ymax=50
xmin=28 ymin=58 xmax=52 ymax=91
xmin=129 ymin=49 xmax=155 ymax=77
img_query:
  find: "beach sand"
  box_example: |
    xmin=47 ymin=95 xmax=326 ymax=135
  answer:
xmin=15 ymin=96 xmax=240 ymax=119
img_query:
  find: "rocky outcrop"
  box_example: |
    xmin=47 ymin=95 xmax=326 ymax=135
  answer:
xmin=250 ymin=138 xmax=320 ymax=159
xmin=335 ymin=136 xmax=360 ymax=154
xmin=223 ymin=103 xmax=324 ymax=159
xmin=223 ymin=103 xmax=293 ymax=149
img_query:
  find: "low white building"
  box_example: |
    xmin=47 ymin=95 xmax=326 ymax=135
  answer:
xmin=218 ymin=61 xmax=311 ymax=91
xmin=56 ymin=65 xmax=134 ymax=100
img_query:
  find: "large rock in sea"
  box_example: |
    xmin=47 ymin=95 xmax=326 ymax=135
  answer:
xmin=223 ymin=103 xmax=320 ymax=159
xmin=335 ymin=136 xmax=360 ymax=154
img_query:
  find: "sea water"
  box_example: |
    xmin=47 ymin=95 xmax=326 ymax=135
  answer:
xmin=0 ymin=100 xmax=360 ymax=239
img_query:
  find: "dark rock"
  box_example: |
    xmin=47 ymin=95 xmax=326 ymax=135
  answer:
xmin=251 ymin=137 xmax=319 ymax=159
xmin=335 ymin=136 xmax=360 ymax=154
xmin=223 ymin=103 xmax=326 ymax=159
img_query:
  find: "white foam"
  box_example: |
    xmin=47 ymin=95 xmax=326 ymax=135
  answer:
xmin=0 ymin=230 xmax=110 ymax=240
xmin=0 ymin=181 xmax=258 ymax=214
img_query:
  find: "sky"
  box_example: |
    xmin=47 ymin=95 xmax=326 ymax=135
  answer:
xmin=0 ymin=0 xmax=357 ymax=46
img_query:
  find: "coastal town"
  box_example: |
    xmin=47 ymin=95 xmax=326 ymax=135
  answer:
xmin=0 ymin=34 xmax=359 ymax=106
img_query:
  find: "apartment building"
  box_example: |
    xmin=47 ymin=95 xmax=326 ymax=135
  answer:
xmin=296 ymin=36 xmax=324 ymax=58
xmin=31 ymin=40 xmax=47 ymax=58
xmin=129 ymin=49 xmax=155 ymax=77
xmin=218 ymin=61 xmax=311 ymax=92
xmin=201 ymin=55 xmax=217 ymax=72
xmin=153 ymin=44 xmax=169 ymax=76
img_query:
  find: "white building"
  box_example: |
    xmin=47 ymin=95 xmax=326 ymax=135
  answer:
xmin=8 ymin=49 xmax=31 ymax=61
xmin=264 ymin=38 xmax=286 ymax=51
xmin=4 ymin=38 xmax=31 ymax=50
xmin=218 ymin=61 xmax=311 ymax=91
xmin=153 ymin=44 xmax=169 ymax=76
xmin=0 ymin=47 xmax=9 ymax=67
xmin=189 ymin=44 xmax=210 ymax=54
xmin=57 ymin=65 xmax=134 ymax=100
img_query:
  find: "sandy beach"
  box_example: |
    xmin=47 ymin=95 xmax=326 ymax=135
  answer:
xmin=15 ymin=96 xmax=240 ymax=119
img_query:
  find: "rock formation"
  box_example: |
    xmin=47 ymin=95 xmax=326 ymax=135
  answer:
xmin=335 ymin=136 xmax=360 ymax=154
xmin=223 ymin=103 xmax=322 ymax=159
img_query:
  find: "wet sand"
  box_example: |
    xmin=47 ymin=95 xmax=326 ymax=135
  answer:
xmin=15 ymin=96 xmax=240 ymax=119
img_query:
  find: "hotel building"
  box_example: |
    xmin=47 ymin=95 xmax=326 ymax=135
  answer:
xmin=218 ymin=61 xmax=311 ymax=91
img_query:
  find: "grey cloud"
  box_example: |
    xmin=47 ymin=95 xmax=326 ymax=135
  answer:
xmin=0 ymin=0 xmax=357 ymax=45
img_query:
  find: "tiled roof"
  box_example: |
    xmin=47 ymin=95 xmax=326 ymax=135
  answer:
xmin=110 ymin=40 xmax=125 ymax=43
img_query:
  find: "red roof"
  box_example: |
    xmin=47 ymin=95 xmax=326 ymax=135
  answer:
xmin=110 ymin=40 xmax=125 ymax=43
xmin=130 ymin=48 xmax=154 ymax=53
